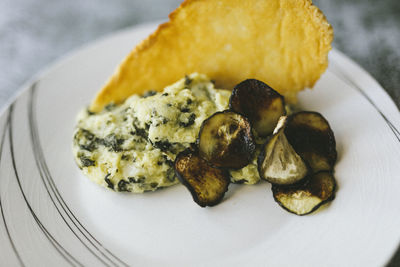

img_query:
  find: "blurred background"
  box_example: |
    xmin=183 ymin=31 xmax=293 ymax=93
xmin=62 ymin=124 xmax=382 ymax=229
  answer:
xmin=0 ymin=0 xmax=399 ymax=264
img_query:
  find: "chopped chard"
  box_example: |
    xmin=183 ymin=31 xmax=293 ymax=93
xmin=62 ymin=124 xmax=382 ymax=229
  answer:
xmin=79 ymin=156 xmax=96 ymax=167
xmin=98 ymin=134 xmax=125 ymax=152
xmin=153 ymin=140 xmax=172 ymax=151
xmin=128 ymin=177 xmax=146 ymax=184
xmin=104 ymin=103 xmax=116 ymax=111
xmin=86 ymin=109 xmax=95 ymax=116
xmin=184 ymin=75 xmax=192 ymax=86
xmin=104 ymin=174 xmax=114 ymax=189
xmin=118 ymin=180 xmax=130 ymax=192
xmin=142 ymin=90 xmax=157 ymax=98
xmin=74 ymin=128 xmax=97 ymax=152
xmin=179 ymin=113 xmax=196 ymax=127
xmin=121 ymin=154 xmax=130 ymax=161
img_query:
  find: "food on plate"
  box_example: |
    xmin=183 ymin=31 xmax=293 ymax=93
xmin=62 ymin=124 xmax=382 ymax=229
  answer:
xmin=261 ymin=111 xmax=337 ymax=214
xmin=73 ymin=73 xmax=231 ymax=192
xmin=197 ymin=110 xmax=256 ymax=169
xmin=258 ymin=116 xmax=309 ymax=185
xmin=229 ymin=147 xmax=260 ymax=185
xmin=73 ymin=0 xmax=337 ymax=214
xmin=73 ymin=73 xmax=338 ymax=213
xmin=89 ymin=0 xmax=333 ymax=112
xmin=73 ymin=73 xmax=261 ymax=192
xmin=175 ymin=149 xmax=230 ymax=207
xmin=284 ymin=111 xmax=337 ymax=173
xmin=272 ymin=171 xmax=336 ymax=215
xmin=229 ymin=79 xmax=286 ymax=137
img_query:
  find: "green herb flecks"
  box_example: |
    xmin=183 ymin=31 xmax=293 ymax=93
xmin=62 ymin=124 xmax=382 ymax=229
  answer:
xmin=153 ymin=140 xmax=172 ymax=151
xmin=129 ymin=177 xmax=146 ymax=183
xmin=179 ymin=113 xmax=196 ymax=127
xmin=166 ymin=168 xmax=176 ymax=182
xmin=121 ymin=154 xmax=130 ymax=161
xmin=86 ymin=109 xmax=95 ymax=116
xmin=104 ymin=174 xmax=114 ymax=189
xmin=104 ymin=103 xmax=116 ymax=111
xmin=79 ymin=156 xmax=96 ymax=167
xmin=184 ymin=75 xmax=192 ymax=87
xmin=118 ymin=180 xmax=130 ymax=192
xmin=99 ymin=134 xmax=125 ymax=152
xmin=142 ymin=90 xmax=157 ymax=98
xmin=74 ymin=128 xmax=98 ymax=152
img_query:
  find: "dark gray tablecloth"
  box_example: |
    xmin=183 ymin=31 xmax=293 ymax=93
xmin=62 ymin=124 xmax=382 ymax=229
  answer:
xmin=1 ymin=0 xmax=399 ymax=265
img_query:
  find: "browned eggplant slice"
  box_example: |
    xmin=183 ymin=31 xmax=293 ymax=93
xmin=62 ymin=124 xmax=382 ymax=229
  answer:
xmin=272 ymin=171 xmax=336 ymax=215
xmin=174 ymin=149 xmax=230 ymax=207
xmin=258 ymin=116 xmax=309 ymax=185
xmin=229 ymin=79 xmax=286 ymax=137
xmin=198 ymin=110 xmax=256 ymax=169
xmin=284 ymin=111 xmax=337 ymax=173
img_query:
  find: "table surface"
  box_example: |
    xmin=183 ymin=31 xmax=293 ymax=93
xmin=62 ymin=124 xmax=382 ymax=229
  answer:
xmin=1 ymin=0 xmax=399 ymax=265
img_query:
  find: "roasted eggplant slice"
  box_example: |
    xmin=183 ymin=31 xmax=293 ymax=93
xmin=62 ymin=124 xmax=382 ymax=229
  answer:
xmin=174 ymin=149 xmax=230 ymax=207
xmin=258 ymin=116 xmax=309 ymax=185
xmin=198 ymin=110 xmax=256 ymax=169
xmin=272 ymin=171 xmax=336 ymax=215
xmin=229 ymin=79 xmax=286 ymax=137
xmin=284 ymin=111 xmax=337 ymax=173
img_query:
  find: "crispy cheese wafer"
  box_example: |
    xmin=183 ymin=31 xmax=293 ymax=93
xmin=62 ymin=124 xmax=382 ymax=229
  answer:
xmin=90 ymin=0 xmax=333 ymax=112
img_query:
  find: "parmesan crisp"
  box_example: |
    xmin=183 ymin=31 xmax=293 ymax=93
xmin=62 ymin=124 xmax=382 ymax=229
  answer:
xmin=90 ymin=0 xmax=333 ymax=112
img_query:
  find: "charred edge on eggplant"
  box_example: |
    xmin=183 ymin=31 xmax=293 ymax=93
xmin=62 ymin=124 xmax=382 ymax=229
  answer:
xmin=229 ymin=79 xmax=286 ymax=137
xmin=174 ymin=149 xmax=230 ymax=207
xmin=284 ymin=111 xmax=337 ymax=173
xmin=197 ymin=110 xmax=256 ymax=169
xmin=272 ymin=171 xmax=336 ymax=216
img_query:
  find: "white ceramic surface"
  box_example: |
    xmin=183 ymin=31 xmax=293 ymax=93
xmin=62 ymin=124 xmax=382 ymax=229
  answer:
xmin=0 ymin=22 xmax=400 ymax=267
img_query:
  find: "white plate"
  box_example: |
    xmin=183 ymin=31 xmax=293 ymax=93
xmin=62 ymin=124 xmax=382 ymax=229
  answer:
xmin=1 ymin=22 xmax=400 ymax=267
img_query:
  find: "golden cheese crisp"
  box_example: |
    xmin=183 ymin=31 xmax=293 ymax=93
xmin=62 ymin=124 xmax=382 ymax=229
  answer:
xmin=90 ymin=0 xmax=333 ymax=112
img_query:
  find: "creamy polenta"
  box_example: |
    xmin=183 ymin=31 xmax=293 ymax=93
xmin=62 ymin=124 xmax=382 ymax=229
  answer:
xmin=73 ymin=73 xmax=260 ymax=192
